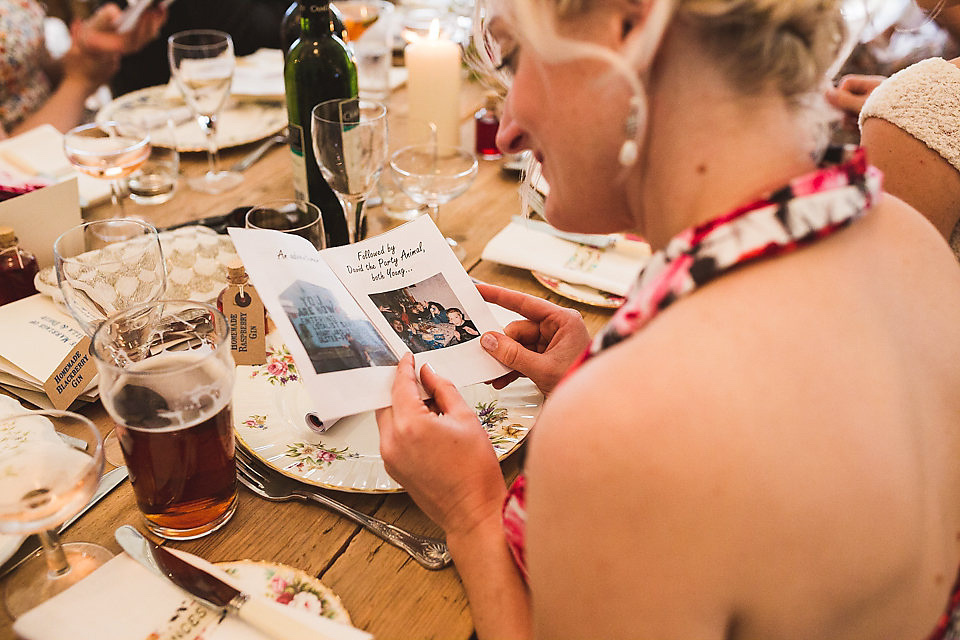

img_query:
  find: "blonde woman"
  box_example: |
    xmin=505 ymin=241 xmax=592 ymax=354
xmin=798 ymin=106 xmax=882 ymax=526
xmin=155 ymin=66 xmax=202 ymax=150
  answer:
xmin=376 ymin=1 xmax=960 ymax=638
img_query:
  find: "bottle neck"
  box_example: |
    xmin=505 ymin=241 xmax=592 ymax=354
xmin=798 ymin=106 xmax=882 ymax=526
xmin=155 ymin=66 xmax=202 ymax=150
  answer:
xmin=300 ymin=2 xmax=332 ymax=36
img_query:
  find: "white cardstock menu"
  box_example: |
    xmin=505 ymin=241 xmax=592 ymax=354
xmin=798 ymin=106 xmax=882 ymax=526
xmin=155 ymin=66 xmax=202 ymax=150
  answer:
xmin=229 ymin=215 xmax=510 ymax=420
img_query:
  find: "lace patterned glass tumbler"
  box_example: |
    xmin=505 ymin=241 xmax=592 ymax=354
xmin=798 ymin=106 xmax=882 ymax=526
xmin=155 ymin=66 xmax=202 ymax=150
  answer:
xmin=53 ymin=219 xmax=167 ymax=466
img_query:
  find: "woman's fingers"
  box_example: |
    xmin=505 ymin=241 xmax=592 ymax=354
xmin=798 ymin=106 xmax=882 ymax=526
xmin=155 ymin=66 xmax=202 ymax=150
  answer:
xmin=477 ymin=282 xmax=562 ymax=323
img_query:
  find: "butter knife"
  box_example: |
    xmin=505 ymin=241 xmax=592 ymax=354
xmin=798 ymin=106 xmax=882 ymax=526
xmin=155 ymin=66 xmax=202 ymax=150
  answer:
xmin=115 ymin=526 xmax=371 ymax=640
xmin=0 ymin=465 xmax=128 ymax=578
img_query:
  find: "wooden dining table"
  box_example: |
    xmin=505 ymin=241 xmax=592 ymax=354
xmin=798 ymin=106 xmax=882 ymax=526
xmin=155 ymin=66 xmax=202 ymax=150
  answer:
xmin=0 ymin=77 xmax=615 ymax=640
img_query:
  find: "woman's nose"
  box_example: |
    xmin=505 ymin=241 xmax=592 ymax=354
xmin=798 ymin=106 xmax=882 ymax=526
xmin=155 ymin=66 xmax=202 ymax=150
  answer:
xmin=495 ymin=94 xmax=527 ymax=155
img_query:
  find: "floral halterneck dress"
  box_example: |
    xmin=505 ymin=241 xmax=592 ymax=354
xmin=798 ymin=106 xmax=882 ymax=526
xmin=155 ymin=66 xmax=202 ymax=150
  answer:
xmin=500 ymin=147 xmax=959 ymax=639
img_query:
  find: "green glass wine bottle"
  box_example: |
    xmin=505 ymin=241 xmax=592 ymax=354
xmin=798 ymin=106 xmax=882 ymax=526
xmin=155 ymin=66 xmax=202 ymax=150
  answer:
xmin=280 ymin=1 xmax=347 ymax=53
xmin=284 ymin=0 xmax=357 ymax=247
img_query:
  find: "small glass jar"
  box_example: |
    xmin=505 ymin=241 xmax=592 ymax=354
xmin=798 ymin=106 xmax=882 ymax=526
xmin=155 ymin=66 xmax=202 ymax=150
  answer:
xmin=474 ymin=92 xmax=502 ymax=161
xmin=0 ymin=226 xmax=39 ymax=305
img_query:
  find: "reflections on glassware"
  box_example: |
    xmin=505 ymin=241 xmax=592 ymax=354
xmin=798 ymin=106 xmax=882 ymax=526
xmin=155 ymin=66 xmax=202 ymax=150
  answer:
xmin=339 ymin=0 xmax=396 ymax=101
xmin=90 ymin=299 xmax=238 ymax=541
xmin=378 ymin=162 xmax=427 ymax=221
xmin=0 ymin=410 xmax=112 ymax=618
xmin=126 ymin=118 xmax=180 ymax=206
xmin=245 ymin=199 xmax=326 ymax=250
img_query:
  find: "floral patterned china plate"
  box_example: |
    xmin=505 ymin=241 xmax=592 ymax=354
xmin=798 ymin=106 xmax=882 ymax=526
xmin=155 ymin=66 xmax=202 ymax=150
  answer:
xmin=152 ymin=560 xmax=353 ymax=640
xmin=234 ymin=335 xmax=542 ymax=494
xmin=531 ymin=271 xmax=626 ymax=309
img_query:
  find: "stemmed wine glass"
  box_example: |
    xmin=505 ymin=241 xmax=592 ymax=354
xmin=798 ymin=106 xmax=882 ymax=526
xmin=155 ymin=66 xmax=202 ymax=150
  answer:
xmin=0 ymin=410 xmax=111 ymax=618
xmin=311 ymin=98 xmax=389 ymax=243
xmin=63 ymin=121 xmax=151 ymax=218
xmin=168 ymin=29 xmax=242 ymax=194
xmin=54 ymin=219 xmax=167 ymax=466
xmin=389 ymin=144 xmax=478 ymax=261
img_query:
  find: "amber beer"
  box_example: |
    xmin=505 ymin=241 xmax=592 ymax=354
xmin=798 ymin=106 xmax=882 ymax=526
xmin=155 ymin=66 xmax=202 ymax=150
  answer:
xmin=91 ymin=301 xmax=237 ymax=540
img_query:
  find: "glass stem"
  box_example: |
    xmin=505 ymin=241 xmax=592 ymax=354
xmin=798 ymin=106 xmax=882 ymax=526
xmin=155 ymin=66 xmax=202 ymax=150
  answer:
xmin=110 ymin=180 xmax=127 ymax=217
xmin=427 ymin=203 xmax=441 ymax=230
xmin=198 ymin=114 xmax=221 ymax=175
xmin=353 ymin=198 xmax=367 ymax=243
xmin=39 ymin=529 xmax=70 ymax=578
xmin=340 ymin=196 xmax=368 ymax=243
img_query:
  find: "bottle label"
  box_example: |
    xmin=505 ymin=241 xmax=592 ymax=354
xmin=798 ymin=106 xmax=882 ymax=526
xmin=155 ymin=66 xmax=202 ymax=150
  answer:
xmin=42 ymin=335 xmax=96 ymax=409
xmin=289 ymin=123 xmax=308 ymax=203
xmin=222 ymin=285 xmax=267 ymax=365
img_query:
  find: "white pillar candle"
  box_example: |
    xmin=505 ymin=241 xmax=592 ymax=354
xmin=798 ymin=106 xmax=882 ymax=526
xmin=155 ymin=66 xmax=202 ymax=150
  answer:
xmin=404 ymin=23 xmax=461 ymax=147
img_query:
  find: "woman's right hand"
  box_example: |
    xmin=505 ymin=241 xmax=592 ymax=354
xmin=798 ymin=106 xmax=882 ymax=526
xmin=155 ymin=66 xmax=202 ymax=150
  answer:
xmin=477 ymin=282 xmax=590 ymax=395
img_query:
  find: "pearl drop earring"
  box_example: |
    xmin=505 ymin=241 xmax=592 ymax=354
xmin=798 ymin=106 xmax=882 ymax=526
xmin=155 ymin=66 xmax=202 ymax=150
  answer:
xmin=619 ymin=96 xmax=642 ymax=167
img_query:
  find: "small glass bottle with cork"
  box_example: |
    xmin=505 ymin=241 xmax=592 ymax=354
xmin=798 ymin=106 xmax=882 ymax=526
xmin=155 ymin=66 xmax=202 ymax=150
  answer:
xmin=474 ymin=91 xmax=502 ymax=161
xmin=0 ymin=226 xmax=39 ymax=306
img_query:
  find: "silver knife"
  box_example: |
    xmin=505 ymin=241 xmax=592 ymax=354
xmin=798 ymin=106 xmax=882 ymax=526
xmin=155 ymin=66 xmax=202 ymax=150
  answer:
xmin=0 ymin=465 xmax=128 ymax=578
xmin=114 ymin=525 xmax=371 ymax=640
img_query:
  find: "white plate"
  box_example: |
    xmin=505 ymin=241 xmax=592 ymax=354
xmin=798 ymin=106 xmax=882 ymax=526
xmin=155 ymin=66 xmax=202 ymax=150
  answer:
xmin=234 ymin=337 xmax=541 ymax=494
xmin=0 ymin=532 xmax=25 ymax=567
xmin=96 ymin=86 xmax=287 ymax=152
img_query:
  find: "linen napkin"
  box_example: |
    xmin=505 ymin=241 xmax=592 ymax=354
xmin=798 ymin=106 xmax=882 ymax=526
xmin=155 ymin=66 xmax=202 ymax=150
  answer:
xmin=0 ymin=125 xmax=111 ymax=207
xmin=13 ymin=551 xmax=373 ymax=640
xmin=232 ymin=48 xmax=286 ymax=99
xmin=481 ymin=219 xmax=651 ymax=297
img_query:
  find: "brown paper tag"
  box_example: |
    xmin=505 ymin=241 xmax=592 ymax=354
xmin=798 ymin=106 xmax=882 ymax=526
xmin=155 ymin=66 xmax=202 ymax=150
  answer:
xmin=222 ymin=284 xmax=267 ymax=365
xmin=42 ymin=335 xmax=96 ymax=410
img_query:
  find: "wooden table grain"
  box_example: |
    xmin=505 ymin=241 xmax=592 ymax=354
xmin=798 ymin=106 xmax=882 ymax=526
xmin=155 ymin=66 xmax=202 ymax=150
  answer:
xmin=0 ymin=78 xmax=614 ymax=640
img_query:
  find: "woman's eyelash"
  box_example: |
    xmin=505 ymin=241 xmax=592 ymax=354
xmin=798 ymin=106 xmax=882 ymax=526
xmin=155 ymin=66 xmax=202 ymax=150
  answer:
xmin=496 ymin=48 xmax=519 ymax=73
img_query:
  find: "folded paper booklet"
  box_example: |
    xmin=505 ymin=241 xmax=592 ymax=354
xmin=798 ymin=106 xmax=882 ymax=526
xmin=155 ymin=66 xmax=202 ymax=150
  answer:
xmin=0 ymin=294 xmax=98 ymax=410
xmin=229 ymin=215 xmax=510 ymax=421
xmin=482 ymin=218 xmax=651 ymax=297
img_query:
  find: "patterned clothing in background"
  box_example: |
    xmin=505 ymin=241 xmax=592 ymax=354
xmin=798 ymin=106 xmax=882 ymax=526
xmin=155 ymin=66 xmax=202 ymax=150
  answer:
xmin=0 ymin=0 xmax=52 ymax=132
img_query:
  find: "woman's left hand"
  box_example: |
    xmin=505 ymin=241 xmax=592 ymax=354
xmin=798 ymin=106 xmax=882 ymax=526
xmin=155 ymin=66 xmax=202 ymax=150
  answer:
xmin=376 ymin=354 xmax=507 ymax=537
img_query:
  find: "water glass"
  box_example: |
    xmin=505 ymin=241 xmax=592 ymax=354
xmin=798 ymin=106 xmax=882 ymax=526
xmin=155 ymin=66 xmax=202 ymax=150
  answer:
xmin=245 ymin=199 xmax=325 ymax=250
xmin=127 ymin=120 xmax=179 ymax=205
xmin=90 ymin=300 xmax=237 ymax=540
xmin=338 ymin=0 xmax=396 ymax=100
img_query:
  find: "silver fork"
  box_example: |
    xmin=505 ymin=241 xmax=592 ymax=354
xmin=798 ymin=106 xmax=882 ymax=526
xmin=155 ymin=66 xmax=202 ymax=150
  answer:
xmin=235 ymin=444 xmax=452 ymax=570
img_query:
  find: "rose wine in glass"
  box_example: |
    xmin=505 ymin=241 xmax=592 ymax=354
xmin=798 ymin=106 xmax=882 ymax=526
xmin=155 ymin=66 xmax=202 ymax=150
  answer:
xmin=168 ymin=29 xmax=243 ymax=194
xmin=0 ymin=410 xmax=111 ymax=618
xmin=63 ymin=121 xmax=151 ymax=218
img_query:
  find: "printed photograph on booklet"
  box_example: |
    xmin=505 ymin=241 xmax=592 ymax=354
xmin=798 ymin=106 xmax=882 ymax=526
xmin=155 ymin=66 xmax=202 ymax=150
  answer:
xmin=370 ymin=273 xmax=480 ymax=353
xmin=228 ymin=215 xmax=510 ymax=421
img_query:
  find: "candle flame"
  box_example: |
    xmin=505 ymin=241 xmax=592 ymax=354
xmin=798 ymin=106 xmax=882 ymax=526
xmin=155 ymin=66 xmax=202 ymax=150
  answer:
xmin=428 ymin=18 xmax=441 ymax=40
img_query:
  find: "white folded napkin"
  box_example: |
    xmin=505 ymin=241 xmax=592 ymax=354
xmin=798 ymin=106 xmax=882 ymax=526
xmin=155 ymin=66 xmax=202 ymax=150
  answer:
xmin=232 ymin=48 xmax=286 ymax=99
xmin=481 ymin=219 xmax=651 ymax=297
xmin=13 ymin=552 xmax=372 ymax=640
xmin=0 ymin=125 xmax=111 ymax=208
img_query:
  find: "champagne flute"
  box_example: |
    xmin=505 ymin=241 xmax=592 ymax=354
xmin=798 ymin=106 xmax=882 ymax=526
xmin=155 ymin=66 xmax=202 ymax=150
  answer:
xmin=311 ymin=98 xmax=388 ymax=243
xmin=0 ymin=410 xmax=110 ymax=618
xmin=168 ymin=29 xmax=242 ymax=194
xmin=54 ymin=219 xmax=167 ymax=466
xmin=389 ymin=144 xmax=478 ymax=261
xmin=63 ymin=121 xmax=151 ymax=218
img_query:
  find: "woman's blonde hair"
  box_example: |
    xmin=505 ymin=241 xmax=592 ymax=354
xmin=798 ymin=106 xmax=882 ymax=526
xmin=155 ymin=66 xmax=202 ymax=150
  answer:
xmin=476 ymin=0 xmax=846 ymax=100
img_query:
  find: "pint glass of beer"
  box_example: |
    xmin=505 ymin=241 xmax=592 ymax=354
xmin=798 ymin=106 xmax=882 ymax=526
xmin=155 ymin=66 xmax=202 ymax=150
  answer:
xmin=91 ymin=300 xmax=237 ymax=539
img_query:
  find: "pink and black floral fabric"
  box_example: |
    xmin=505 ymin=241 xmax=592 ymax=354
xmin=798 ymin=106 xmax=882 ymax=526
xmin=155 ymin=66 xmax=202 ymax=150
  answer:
xmin=0 ymin=0 xmax=51 ymax=132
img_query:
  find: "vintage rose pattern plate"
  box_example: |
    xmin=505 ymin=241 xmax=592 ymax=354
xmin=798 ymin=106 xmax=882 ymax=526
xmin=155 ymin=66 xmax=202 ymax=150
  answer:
xmin=150 ymin=560 xmax=354 ymax=640
xmin=234 ymin=333 xmax=542 ymax=494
